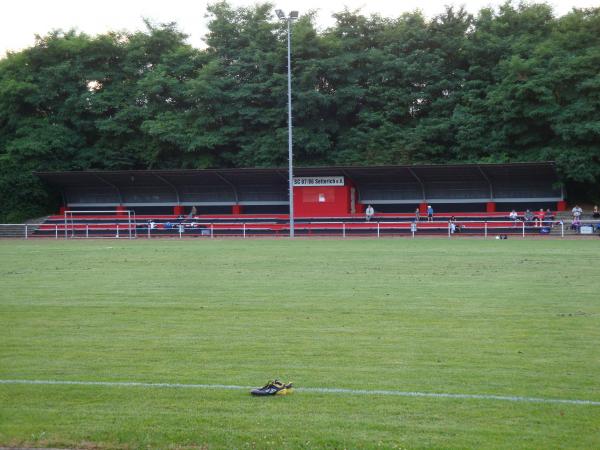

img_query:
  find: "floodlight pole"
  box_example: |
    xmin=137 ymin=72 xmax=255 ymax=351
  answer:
xmin=277 ymin=9 xmax=298 ymax=238
xmin=286 ymin=16 xmax=295 ymax=238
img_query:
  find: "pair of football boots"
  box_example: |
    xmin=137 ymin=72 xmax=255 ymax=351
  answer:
xmin=250 ymin=379 xmax=294 ymax=396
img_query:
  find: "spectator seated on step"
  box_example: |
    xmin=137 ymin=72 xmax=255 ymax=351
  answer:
xmin=365 ymin=204 xmax=375 ymax=222
xmin=448 ymin=216 xmax=461 ymax=233
xmin=509 ymin=209 xmax=519 ymax=225
xmin=534 ymin=208 xmax=545 ymax=227
xmin=544 ymin=209 xmax=555 ymax=227
xmin=571 ymin=218 xmax=581 ymax=231
xmin=523 ymin=209 xmax=534 ymax=225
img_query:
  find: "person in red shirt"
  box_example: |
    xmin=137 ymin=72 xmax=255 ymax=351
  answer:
xmin=534 ymin=208 xmax=545 ymax=227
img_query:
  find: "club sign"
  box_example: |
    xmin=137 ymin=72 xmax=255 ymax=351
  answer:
xmin=293 ymin=176 xmax=344 ymax=187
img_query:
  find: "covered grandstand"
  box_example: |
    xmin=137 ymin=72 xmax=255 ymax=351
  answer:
xmin=27 ymin=162 xmax=567 ymax=238
xmin=36 ymin=162 xmax=564 ymax=217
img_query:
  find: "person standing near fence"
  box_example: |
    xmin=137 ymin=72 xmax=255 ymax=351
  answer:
xmin=414 ymin=208 xmax=420 ymax=222
xmin=365 ymin=204 xmax=374 ymax=222
xmin=427 ymin=205 xmax=434 ymax=222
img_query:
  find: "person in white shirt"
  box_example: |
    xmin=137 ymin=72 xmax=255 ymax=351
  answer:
xmin=509 ymin=209 xmax=518 ymax=226
xmin=572 ymin=205 xmax=583 ymax=221
xmin=365 ymin=205 xmax=374 ymax=222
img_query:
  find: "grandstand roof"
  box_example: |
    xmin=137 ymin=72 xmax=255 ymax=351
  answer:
xmin=36 ymin=162 xmax=562 ymax=206
xmin=36 ymin=161 xmax=559 ymax=184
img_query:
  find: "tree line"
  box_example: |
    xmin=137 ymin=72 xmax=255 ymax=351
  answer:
xmin=1 ymin=1 xmax=599 ymax=221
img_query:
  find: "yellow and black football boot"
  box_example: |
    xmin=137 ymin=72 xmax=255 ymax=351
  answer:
xmin=250 ymin=379 xmax=293 ymax=396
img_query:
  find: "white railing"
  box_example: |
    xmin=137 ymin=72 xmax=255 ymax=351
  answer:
xmin=2 ymin=220 xmax=599 ymax=240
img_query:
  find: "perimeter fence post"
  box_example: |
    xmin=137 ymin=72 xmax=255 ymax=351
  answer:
xmin=210 ymin=224 xmax=214 ymax=239
xmin=484 ymin=222 xmax=488 ymax=239
xmin=561 ymin=222 xmax=564 ymax=238
xmin=243 ymin=223 xmax=246 ymax=239
xmin=522 ymin=221 xmax=525 ymax=238
xmin=86 ymin=225 xmax=89 ymax=239
xmin=116 ymin=225 xmax=119 ymax=239
xmin=55 ymin=225 xmax=58 ymax=240
xmin=342 ymin=223 xmax=346 ymax=238
xmin=377 ymin=222 xmax=380 ymax=238
xmin=25 ymin=225 xmax=28 ymax=239
xmin=147 ymin=226 xmax=151 ymax=239
xmin=179 ymin=227 xmax=182 ymax=239
xmin=448 ymin=223 xmax=451 ymax=239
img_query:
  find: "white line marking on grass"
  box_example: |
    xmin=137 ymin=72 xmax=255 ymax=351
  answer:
xmin=0 ymin=379 xmax=250 ymax=390
xmin=298 ymin=387 xmax=600 ymax=406
xmin=1 ymin=379 xmax=599 ymax=406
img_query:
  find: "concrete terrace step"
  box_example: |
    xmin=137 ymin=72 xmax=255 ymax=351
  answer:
xmin=44 ymin=213 xmax=539 ymax=224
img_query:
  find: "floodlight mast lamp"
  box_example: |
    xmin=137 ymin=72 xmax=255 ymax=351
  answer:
xmin=276 ymin=9 xmax=298 ymax=238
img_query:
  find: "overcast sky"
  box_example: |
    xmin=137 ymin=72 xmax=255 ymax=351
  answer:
xmin=1 ymin=0 xmax=597 ymax=56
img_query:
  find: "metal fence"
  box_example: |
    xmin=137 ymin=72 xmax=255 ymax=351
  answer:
xmin=3 ymin=220 xmax=600 ymax=239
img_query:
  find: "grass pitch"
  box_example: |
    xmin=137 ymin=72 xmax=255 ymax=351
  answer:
xmin=1 ymin=238 xmax=599 ymax=449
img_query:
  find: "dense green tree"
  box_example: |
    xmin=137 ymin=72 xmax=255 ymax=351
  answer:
xmin=452 ymin=4 xmax=600 ymax=184
xmin=0 ymin=24 xmax=201 ymax=219
xmin=287 ymin=12 xmax=337 ymax=165
xmin=196 ymin=2 xmax=287 ymax=167
xmin=536 ymin=8 xmax=600 ymax=182
xmin=0 ymin=31 xmax=104 ymax=220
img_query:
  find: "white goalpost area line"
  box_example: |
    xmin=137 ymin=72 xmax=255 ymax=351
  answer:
xmin=1 ymin=379 xmax=599 ymax=406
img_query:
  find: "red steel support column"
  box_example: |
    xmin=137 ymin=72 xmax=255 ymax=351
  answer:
xmin=232 ymin=205 xmax=242 ymax=215
xmin=486 ymin=202 xmax=496 ymax=213
xmin=419 ymin=202 xmax=428 ymax=215
xmin=116 ymin=205 xmax=127 ymax=216
xmin=173 ymin=205 xmax=184 ymax=216
xmin=557 ymin=200 xmax=567 ymax=212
